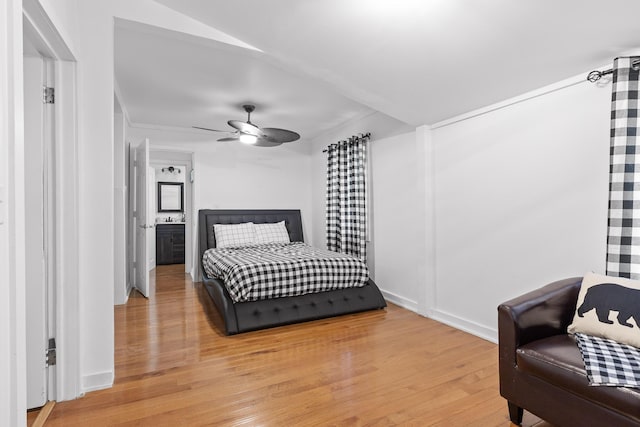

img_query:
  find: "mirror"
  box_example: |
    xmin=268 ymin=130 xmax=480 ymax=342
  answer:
xmin=157 ymin=182 xmax=184 ymax=212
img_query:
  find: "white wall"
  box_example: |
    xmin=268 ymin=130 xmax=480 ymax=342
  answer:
xmin=426 ymin=78 xmax=611 ymax=340
xmin=370 ymin=131 xmax=425 ymax=310
xmin=72 ymin=1 xmax=116 ymax=393
xmin=193 ymin=144 xmax=313 ymax=221
xmin=0 ymin=0 xmax=27 ymax=424
xmin=307 ymin=75 xmax=612 ymax=343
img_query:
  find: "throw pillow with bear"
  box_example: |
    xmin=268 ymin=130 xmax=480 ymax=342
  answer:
xmin=568 ymin=272 xmax=640 ymax=348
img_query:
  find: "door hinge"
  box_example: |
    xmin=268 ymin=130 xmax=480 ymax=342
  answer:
xmin=43 ymin=87 xmax=55 ymax=104
xmin=46 ymin=338 xmax=56 ymax=366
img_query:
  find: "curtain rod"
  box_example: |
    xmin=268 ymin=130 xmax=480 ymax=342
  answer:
xmin=322 ymin=132 xmax=371 ymax=153
xmin=587 ymin=58 xmax=640 ymax=82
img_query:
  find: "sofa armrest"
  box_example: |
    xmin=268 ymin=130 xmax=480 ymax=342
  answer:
xmin=498 ymin=277 xmax=582 ymax=399
xmin=499 ymin=277 xmax=582 ymax=348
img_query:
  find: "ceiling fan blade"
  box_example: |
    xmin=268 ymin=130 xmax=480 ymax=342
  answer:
xmin=217 ymin=137 xmax=239 ymax=142
xmin=192 ymin=126 xmax=229 ymax=132
xmin=253 ymin=137 xmax=282 ymax=148
xmin=261 ymin=128 xmax=300 ymax=143
xmin=228 ymin=120 xmax=262 ymax=136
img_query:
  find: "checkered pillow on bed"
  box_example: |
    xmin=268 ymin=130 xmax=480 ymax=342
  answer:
xmin=254 ymin=221 xmax=290 ymax=244
xmin=213 ymin=222 xmax=256 ymax=248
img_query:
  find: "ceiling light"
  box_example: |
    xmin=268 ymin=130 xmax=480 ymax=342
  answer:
xmin=239 ymin=134 xmax=258 ymax=144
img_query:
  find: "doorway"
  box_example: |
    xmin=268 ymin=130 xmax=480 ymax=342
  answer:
xmin=151 ymin=160 xmax=189 ymax=269
xmin=149 ymin=150 xmax=194 ymax=279
xmin=126 ymin=145 xmax=194 ymax=300
xmin=22 ymin=0 xmax=80 ymax=408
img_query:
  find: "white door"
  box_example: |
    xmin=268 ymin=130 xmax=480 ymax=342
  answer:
xmin=23 ymin=55 xmax=48 ymax=409
xmin=134 ymin=138 xmax=151 ymax=297
xmin=147 ymin=167 xmax=156 ymax=269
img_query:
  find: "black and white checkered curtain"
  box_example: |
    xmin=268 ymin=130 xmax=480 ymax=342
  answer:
xmin=326 ymin=135 xmax=368 ymax=261
xmin=607 ymin=57 xmax=640 ymax=278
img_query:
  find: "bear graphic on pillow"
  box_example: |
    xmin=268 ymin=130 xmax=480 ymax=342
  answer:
xmin=577 ymin=283 xmax=640 ymax=328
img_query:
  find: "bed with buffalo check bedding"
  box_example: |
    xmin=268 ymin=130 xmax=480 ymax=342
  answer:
xmin=202 ymin=242 xmax=369 ymax=303
xmin=198 ymin=209 xmax=386 ymax=335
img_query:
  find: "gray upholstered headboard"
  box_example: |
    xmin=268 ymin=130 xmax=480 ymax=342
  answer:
xmin=198 ymin=209 xmax=304 ymax=264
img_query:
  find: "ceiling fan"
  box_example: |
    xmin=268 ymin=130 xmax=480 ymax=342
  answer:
xmin=193 ymin=104 xmax=301 ymax=147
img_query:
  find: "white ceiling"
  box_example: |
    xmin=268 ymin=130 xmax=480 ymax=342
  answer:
xmin=114 ymin=20 xmax=376 ymax=142
xmin=116 ymin=0 xmax=640 ymax=140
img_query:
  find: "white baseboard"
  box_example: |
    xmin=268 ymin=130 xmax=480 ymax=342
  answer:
xmin=428 ymin=309 xmax=497 ymax=344
xmin=81 ymin=371 xmax=114 ymax=394
xmin=380 ymin=289 xmax=418 ymax=312
xmin=380 ymin=289 xmax=498 ymax=343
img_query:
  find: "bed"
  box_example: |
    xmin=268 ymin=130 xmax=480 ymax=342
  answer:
xmin=198 ymin=209 xmax=387 ymax=335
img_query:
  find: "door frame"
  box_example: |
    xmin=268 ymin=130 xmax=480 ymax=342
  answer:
xmin=1 ymin=1 xmax=27 ymax=423
xmin=22 ymin=0 xmax=80 ymax=403
xmin=23 ymin=52 xmax=51 ymax=409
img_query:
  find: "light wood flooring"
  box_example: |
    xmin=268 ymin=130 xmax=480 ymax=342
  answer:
xmin=41 ymin=264 xmax=552 ymax=426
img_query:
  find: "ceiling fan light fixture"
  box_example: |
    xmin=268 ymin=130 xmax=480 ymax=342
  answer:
xmin=239 ymin=133 xmax=258 ymax=145
xmin=194 ymin=104 xmax=299 ymax=147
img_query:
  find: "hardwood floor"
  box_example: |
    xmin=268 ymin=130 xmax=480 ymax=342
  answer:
xmin=44 ymin=264 xmax=552 ymax=426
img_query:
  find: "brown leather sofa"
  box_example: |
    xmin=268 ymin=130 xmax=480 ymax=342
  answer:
xmin=498 ymin=277 xmax=640 ymax=427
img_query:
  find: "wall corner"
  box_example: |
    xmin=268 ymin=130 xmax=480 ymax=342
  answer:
xmin=415 ymin=125 xmax=436 ymax=317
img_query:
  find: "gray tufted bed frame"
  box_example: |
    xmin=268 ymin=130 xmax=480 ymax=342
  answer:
xmin=199 ymin=209 xmax=387 ymax=335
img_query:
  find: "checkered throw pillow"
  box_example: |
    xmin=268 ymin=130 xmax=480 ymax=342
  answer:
xmin=575 ymin=333 xmax=640 ymax=388
xmin=213 ymin=222 xmax=256 ymax=248
xmin=254 ymin=221 xmax=290 ymax=244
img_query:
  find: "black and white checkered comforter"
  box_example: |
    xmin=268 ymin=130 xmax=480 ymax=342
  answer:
xmin=202 ymin=242 xmax=369 ymax=303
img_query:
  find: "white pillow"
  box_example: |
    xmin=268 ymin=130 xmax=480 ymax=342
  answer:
xmin=568 ymin=272 xmax=640 ymax=348
xmin=254 ymin=221 xmax=290 ymax=244
xmin=213 ymin=222 xmax=256 ymax=248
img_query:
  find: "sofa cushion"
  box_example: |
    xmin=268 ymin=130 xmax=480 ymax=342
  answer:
xmin=568 ymin=272 xmax=640 ymax=348
xmin=517 ymin=334 xmax=640 ymax=418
